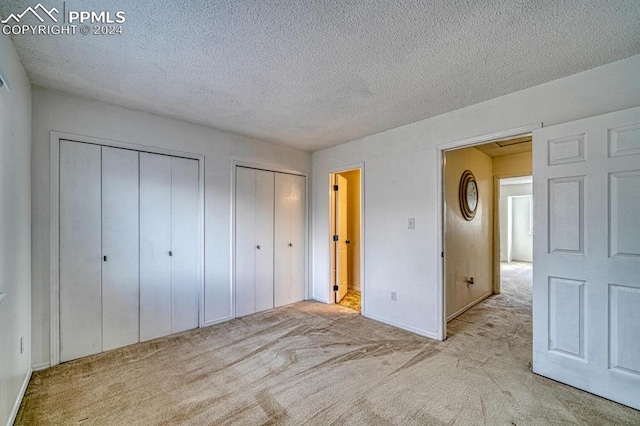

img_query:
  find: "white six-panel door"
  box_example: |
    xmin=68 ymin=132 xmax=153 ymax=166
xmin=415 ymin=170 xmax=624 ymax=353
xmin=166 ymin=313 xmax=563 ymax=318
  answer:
xmin=101 ymin=147 xmax=140 ymax=352
xmin=533 ymin=106 xmax=640 ymax=409
xmin=59 ymin=141 xmax=102 ymax=362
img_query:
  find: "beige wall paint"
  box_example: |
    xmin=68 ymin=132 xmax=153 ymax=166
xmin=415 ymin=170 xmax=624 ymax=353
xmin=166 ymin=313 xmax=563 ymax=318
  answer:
xmin=493 ymin=151 xmax=532 ymax=178
xmin=445 ymin=147 xmax=493 ymax=320
xmin=339 ymin=170 xmax=361 ymax=291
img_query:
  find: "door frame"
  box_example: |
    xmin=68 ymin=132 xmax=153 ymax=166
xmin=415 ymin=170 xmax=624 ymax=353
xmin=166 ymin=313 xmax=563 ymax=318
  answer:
xmin=493 ymin=175 xmax=533 ymax=292
xmin=49 ymin=131 xmax=205 ymax=367
xmin=436 ymin=124 xmax=540 ymax=340
xmin=328 ymin=163 xmax=365 ymax=315
xmin=506 ymin=193 xmax=533 ymax=264
xmin=230 ymin=161 xmax=310 ymax=319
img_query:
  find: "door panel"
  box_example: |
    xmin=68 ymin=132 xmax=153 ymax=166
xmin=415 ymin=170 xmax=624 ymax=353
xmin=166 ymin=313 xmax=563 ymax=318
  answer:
xmin=274 ymin=173 xmax=293 ymax=307
xmin=533 ymin=106 xmax=640 ymax=410
xmin=59 ymin=140 xmax=102 ymax=361
xmin=290 ymin=174 xmax=306 ymax=303
xmin=101 ymin=146 xmax=140 ymax=351
xmin=255 ymin=170 xmax=275 ymax=313
xmin=139 ymin=153 xmax=172 ymax=341
xmin=171 ymin=157 xmax=199 ymax=333
xmin=236 ymin=167 xmax=257 ymax=316
xmin=336 ymin=174 xmax=348 ymax=302
xmin=274 ymin=173 xmax=306 ymax=307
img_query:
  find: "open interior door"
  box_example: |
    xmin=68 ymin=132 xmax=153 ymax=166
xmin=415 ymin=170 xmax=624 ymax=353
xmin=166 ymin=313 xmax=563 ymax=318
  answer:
xmin=533 ymin=106 xmax=640 ymax=410
xmin=335 ymin=174 xmax=349 ymax=303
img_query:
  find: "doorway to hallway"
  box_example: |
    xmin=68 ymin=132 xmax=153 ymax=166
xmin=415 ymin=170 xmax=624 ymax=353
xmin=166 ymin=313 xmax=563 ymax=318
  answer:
xmin=442 ymin=134 xmax=533 ymax=330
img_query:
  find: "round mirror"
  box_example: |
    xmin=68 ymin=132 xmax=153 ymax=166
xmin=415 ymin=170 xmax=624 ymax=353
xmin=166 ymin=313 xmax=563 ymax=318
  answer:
xmin=459 ymin=170 xmax=478 ymax=220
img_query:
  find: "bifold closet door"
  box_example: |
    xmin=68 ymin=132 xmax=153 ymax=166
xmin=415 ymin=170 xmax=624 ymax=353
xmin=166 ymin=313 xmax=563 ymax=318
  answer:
xmin=59 ymin=140 xmax=102 ymax=362
xmin=235 ymin=167 xmax=274 ymax=317
xmin=137 ymin=154 xmax=200 ymax=340
xmin=171 ymin=157 xmax=200 ymax=333
xmin=101 ymin=147 xmax=140 ymax=351
xmin=274 ymin=173 xmax=306 ymax=307
xmin=140 ymin=153 xmax=172 ymax=341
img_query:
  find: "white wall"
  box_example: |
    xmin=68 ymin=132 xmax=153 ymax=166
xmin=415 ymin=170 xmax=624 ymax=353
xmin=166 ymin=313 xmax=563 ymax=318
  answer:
xmin=312 ymin=54 xmax=640 ymax=339
xmin=500 ymin=183 xmax=533 ymax=261
xmin=510 ymin=195 xmax=532 ymax=262
xmin=0 ymin=33 xmax=32 ymax=425
xmin=31 ymin=87 xmax=312 ymax=368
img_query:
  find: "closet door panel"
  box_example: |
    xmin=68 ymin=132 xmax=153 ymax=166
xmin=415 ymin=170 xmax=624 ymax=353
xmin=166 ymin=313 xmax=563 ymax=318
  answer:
xmin=171 ymin=157 xmax=199 ymax=333
xmin=274 ymin=173 xmax=293 ymax=307
xmin=255 ymin=170 xmax=275 ymax=313
xmin=235 ymin=167 xmax=257 ymax=316
xmin=102 ymin=146 xmax=140 ymax=351
xmin=140 ymin=153 xmax=172 ymax=341
xmin=59 ymin=140 xmax=103 ymax=362
xmin=290 ymin=174 xmax=306 ymax=303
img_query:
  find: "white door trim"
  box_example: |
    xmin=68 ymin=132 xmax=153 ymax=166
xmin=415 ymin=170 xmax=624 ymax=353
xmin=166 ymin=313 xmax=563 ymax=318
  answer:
xmin=230 ymin=161 xmax=310 ymax=320
xmin=327 ymin=163 xmax=365 ymax=316
xmin=436 ymin=124 xmax=541 ymax=341
xmin=49 ymin=131 xmax=206 ymax=366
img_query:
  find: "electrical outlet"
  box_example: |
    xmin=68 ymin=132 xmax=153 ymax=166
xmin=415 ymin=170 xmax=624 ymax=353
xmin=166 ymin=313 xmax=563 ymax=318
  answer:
xmin=20 ymin=336 xmax=24 ymax=354
xmin=391 ymin=291 xmax=397 ymax=301
xmin=408 ymin=218 xmax=415 ymax=229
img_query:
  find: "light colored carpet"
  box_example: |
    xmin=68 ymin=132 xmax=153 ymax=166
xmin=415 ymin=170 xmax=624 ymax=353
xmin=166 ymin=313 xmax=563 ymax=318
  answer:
xmin=16 ymin=262 xmax=640 ymax=424
xmin=338 ymin=289 xmax=361 ymax=312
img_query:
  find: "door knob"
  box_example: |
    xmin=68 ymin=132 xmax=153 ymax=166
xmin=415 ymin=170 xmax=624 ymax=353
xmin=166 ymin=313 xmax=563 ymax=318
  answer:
xmin=288 ymin=243 xmax=293 ymax=247
xmin=169 ymin=251 xmax=173 ymax=257
xmin=256 ymin=245 xmax=261 ymax=250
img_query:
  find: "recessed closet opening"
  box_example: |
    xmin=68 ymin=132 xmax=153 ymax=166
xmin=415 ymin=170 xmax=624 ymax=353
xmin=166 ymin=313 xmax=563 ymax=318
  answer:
xmin=49 ymin=133 xmax=205 ymax=366
xmin=329 ymin=168 xmax=363 ymax=313
xmin=233 ymin=165 xmax=308 ymax=318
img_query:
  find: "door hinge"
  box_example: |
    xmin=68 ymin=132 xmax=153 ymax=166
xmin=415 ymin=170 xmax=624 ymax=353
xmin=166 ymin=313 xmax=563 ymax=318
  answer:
xmin=441 ymin=251 xmax=444 ymax=258
xmin=333 ymin=185 xmax=338 ymax=191
xmin=333 ymin=285 xmax=339 ymax=291
xmin=333 ymin=235 xmax=339 ymax=241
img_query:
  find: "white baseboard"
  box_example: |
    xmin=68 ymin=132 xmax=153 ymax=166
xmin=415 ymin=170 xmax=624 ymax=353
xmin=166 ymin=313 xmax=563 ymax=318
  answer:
xmin=202 ymin=315 xmax=234 ymax=327
xmin=7 ymin=368 xmax=31 ymax=426
xmin=31 ymin=362 xmax=50 ymax=371
xmin=311 ymin=296 xmax=329 ymax=304
xmin=364 ymin=313 xmax=438 ymax=340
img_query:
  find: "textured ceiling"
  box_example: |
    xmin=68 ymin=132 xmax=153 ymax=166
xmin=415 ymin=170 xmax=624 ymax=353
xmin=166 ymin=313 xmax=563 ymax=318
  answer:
xmin=2 ymin=1 xmax=640 ymax=151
